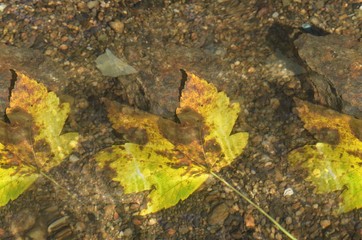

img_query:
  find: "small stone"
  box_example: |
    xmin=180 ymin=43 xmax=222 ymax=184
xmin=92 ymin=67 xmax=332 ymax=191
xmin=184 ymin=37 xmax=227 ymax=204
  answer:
xmin=247 ymin=67 xmax=256 ymax=73
xmin=320 ymin=219 xmax=331 ymax=229
xmin=244 ymin=212 xmax=255 ymax=228
xmin=285 ymin=216 xmax=292 ymax=225
xmin=87 ymin=0 xmax=99 ymax=9
xmin=10 ymin=209 xmax=36 ymax=235
xmin=69 ymin=154 xmax=79 ymax=163
xmin=60 ymin=36 xmax=69 ymax=42
xmin=148 ymin=218 xmax=157 ymax=226
xmin=103 ymin=205 xmax=116 ymax=220
xmin=272 ymin=12 xmax=279 ymax=18
xmin=282 ymin=0 xmax=291 ymax=6
xmin=129 ymin=203 xmax=140 ymax=211
xmin=295 ymin=208 xmax=305 ymax=216
xmin=0 ymin=228 xmax=5 ymax=237
xmin=44 ymin=48 xmax=55 ymax=56
xmin=231 ymin=230 xmax=243 ymax=239
xmin=123 ymin=228 xmax=133 ymax=237
xmin=283 ymin=187 xmax=294 ymax=196
xmin=0 ymin=3 xmax=7 ymax=12
xmin=309 ymin=16 xmax=321 ymax=26
xmin=77 ymin=2 xmax=88 ymax=11
xmin=59 ymin=44 xmax=68 ymax=51
xmin=270 ymin=98 xmax=280 ymax=110
xmin=77 ymin=98 xmax=89 ymax=109
xmin=113 ymin=211 xmax=119 ymax=220
xmin=75 ymin=222 xmax=86 ymax=232
xmin=109 ymin=20 xmax=125 ymax=33
xmin=208 ymin=203 xmax=230 ymax=225
xmin=27 ymin=226 xmax=47 ymax=240
xmin=132 ymin=217 xmax=142 ymax=226
xmin=178 ymin=225 xmax=189 ymax=234
xmin=340 ymin=218 xmax=350 ymax=225
xmin=167 ymin=228 xmax=176 ymax=236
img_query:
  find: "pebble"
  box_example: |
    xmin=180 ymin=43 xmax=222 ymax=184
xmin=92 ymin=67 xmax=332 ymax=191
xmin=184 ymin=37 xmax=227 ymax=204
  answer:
xmin=10 ymin=209 xmax=36 ymax=235
xmin=109 ymin=20 xmax=125 ymax=33
xmin=148 ymin=218 xmax=157 ymax=226
xmin=103 ymin=205 xmax=116 ymax=220
xmin=178 ymin=225 xmax=189 ymax=234
xmin=0 ymin=3 xmax=7 ymax=12
xmin=272 ymin=12 xmax=279 ymax=18
xmin=283 ymin=187 xmax=294 ymax=196
xmin=87 ymin=0 xmax=99 ymax=9
xmin=27 ymin=226 xmax=47 ymax=240
xmin=77 ymin=98 xmax=89 ymax=109
xmin=270 ymin=98 xmax=280 ymax=110
xmin=244 ymin=212 xmax=255 ymax=228
xmin=69 ymin=154 xmax=80 ymax=163
xmin=207 ymin=203 xmax=230 ymax=225
xmin=132 ymin=217 xmax=142 ymax=226
xmin=310 ymin=16 xmax=321 ymax=26
xmin=167 ymin=228 xmax=176 ymax=236
xmin=75 ymin=222 xmax=86 ymax=232
xmin=48 ymin=216 xmax=70 ymax=234
xmin=320 ymin=219 xmax=331 ymax=229
xmin=59 ymin=44 xmax=68 ymax=51
xmin=123 ymin=228 xmax=133 ymax=237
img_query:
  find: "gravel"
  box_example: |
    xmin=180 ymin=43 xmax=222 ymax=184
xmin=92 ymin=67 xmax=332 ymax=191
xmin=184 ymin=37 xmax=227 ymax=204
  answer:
xmin=0 ymin=0 xmax=361 ymax=239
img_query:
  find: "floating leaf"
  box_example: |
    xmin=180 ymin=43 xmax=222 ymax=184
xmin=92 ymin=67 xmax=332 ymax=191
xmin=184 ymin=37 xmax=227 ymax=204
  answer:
xmin=96 ymin=72 xmax=248 ymax=215
xmin=0 ymin=72 xmax=79 ymax=206
xmin=288 ymin=99 xmax=362 ymax=213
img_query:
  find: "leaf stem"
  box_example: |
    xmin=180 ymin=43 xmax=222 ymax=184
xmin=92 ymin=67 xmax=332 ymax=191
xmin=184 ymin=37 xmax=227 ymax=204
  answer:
xmin=209 ymin=171 xmax=297 ymax=240
xmin=38 ymin=170 xmax=80 ymax=202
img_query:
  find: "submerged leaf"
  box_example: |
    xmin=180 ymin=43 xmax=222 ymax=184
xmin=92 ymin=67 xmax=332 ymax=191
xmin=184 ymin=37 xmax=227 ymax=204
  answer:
xmin=288 ymin=99 xmax=362 ymax=213
xmin=96 ymin=72 xmax=249 ymax=215
xmin=95 ymin=49 xmax=137 ymax=77
xmin=0 ymin=72 xmax=79 ymax=206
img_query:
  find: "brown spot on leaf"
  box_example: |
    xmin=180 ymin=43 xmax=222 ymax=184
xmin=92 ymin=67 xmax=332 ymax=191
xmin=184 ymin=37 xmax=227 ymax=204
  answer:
xmin=34 ymin=139 xmax=51 ymax=154
xmin=1 ymin=108 xmax=34 ymax=144
xmin=177 ymin=107 xmax=203 ymax=125
xmin=349 ymin=118 xmax=362 ymax=142
xmin=157 ymin=118 xmax=201 ymax=146
xmin=311 ymin=127 xmax=340 ymax=145
xmin=122 ymin=127 xmax=148 ymax=145
xmin=204 ymin=139 xmax=221 ymax=153
xmin=346 ymin=150 xmax=362 ymax=159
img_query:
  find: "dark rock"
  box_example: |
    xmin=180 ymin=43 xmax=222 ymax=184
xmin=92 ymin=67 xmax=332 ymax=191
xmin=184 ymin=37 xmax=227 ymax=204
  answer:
xmin=295 ymin=34 xmax=362 ymax=118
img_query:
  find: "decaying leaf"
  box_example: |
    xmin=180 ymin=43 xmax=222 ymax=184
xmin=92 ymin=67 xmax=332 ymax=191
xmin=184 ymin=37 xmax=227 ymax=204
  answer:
xmin=288 ymin=99 xmax=362 ymax=213
xmin=96 ymin=72 xmax=249 ymax=215
xmin=0 ymin=72 xmax=79 ymax=206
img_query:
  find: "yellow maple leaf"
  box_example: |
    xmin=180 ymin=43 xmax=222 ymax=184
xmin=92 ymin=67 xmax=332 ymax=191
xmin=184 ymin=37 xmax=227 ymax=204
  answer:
xmin=96 ymin=72 xmax=249 ymax=215
xmin=288 ymin=99 xmax=362 ymax=213
xmin=0 ymin=72 xmax=79 ymax=206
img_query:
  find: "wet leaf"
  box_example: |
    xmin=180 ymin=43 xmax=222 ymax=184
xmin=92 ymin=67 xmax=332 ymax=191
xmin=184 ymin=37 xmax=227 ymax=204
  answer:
xmin=95 ymin=49 xmax=137 ymax=77
xmin=96 ymin=72 xmax=248 ymax=215
xmin=288 ymin=99 xmax=362 ymax=213
xmin=0 ymin=72 xmax=79 ymax=206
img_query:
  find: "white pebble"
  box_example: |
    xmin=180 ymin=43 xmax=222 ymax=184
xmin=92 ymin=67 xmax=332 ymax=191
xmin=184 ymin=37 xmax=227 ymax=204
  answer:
xmin=283 ymin=187 xmax=294 ymax=196
xmin=0 ymin=3 xmax=7 ymax=12
xmin=272 ymin=12 xmax=279 ymax=18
